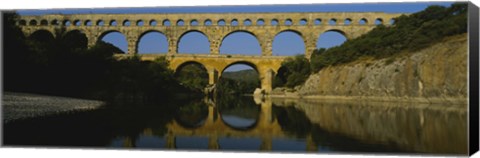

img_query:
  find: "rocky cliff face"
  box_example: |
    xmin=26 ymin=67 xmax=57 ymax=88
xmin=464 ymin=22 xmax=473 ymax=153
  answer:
xmin=298 ymin=34 xmax=468 ymax=104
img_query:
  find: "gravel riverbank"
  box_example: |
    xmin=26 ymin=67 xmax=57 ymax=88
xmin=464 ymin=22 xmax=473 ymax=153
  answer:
xmin=2 ymin=92 xmax=105 ymax=123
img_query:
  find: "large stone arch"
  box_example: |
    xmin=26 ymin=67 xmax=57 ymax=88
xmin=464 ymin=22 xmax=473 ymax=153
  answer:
xmin=220 ymin=61 xmax=259 ymax=76
xmin=136 ymin=30 xmax=169 ymax=54
xmin=272 ymin=29 xmax=306 ymax=56
xmin=98 ymin=30 xmax=124 ymax=41
xmin=316 ymin=29 xmax=349 ymax=50
xmin=98 ymin=30 xmax=128 ymax=53
xmin=322 ymin=29 xmax=348 ymax=38
xmin=174 ymin=60 xmax=208 ymax=74
xmin=29 ymin=29 xmax=55 ymax=41
xmin=275 ymin=29 xmax=305 ymax=41
xmin=220 ymin=30 xmax=259 ymax=44
xmin=61 ymin=29 xmax=89 ymax=49
xmin=219 ymin=30 xmax=261 ymax=55
xmin=176 ymin=30 xmax=211 ymax=54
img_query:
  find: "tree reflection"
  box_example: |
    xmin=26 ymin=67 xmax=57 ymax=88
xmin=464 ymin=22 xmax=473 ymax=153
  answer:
xmin=273 ymin=105 xmax=312 ymax=138
xmin=217 ymin=96 xmax=260 ymax=130
xmin=175 ymin=101 xmax=209 ymax=128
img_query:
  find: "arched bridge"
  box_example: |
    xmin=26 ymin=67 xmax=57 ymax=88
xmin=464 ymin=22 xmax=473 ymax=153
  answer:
xmin=138 ymin=54 xmax=286 ymax=93
xmin=17 ymin=12 xmax=405 ymax=93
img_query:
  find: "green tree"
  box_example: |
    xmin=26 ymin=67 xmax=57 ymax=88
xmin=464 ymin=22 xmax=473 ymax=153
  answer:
xmin=176 ymin=64 xmax=209 ymax=91
xmin=275 ymin=55 xmax=311 ymax=88
xmin=3 ymin=12 xmax=32 ymax=91
xmin=215 ymin=69 xmax=260 ymax=96
xmin=3 ymin=12 xmax=200 ymax=102
xmin=310 ymin=48 xmax=327 ymax=73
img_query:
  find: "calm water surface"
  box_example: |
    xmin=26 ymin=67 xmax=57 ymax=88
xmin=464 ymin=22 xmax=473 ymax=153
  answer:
xmin=3 ymin=96 xmax=467 ymax=155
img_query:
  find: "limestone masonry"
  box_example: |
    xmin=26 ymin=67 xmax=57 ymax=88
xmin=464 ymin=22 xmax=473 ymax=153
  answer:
xmin=17 ymin=12 xmax=405 ymax=93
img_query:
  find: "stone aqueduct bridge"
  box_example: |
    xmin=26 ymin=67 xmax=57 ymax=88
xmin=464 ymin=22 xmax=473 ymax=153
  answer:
xmin=138 ymin=54 xmax=286 ymax=93
xmin=18 ymin=12 xmax=404 ymax=93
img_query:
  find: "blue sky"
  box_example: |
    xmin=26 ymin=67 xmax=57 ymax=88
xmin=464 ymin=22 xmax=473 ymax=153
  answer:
xmin=17 ymin=2 xmax=453 ymax=15
xmin=17 ymin=2 xmax=454 ymax=71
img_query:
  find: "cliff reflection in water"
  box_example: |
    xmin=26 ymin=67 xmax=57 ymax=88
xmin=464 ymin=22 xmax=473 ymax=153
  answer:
xmin=4 ymin=96 xmax=467 ymax=154
xmin=272 ymin=98 xmax=468 ymax=154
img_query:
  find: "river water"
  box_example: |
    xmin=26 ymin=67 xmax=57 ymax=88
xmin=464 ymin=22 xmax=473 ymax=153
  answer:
xmin=3 ymin=96 xmax=467 ymax=155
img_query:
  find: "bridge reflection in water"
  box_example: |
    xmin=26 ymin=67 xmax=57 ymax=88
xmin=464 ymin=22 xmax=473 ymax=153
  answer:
xmin=118 ymin=97 xmax=318 ymax=151
xmin=111 ymin=96 xmax=467 ymax=154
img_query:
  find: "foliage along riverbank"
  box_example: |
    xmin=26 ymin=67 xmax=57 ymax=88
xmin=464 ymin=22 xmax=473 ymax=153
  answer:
xmin=3 ymin=12 xmax=202 ymax=103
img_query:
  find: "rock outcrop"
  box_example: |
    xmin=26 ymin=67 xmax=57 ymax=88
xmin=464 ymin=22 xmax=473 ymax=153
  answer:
xmin=298 ymin=34 xmax=468 ymax=104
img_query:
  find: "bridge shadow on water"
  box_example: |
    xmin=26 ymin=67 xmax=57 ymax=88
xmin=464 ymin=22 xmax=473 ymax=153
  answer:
xmin=3 ymin=95 xmax=466 ymax=155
